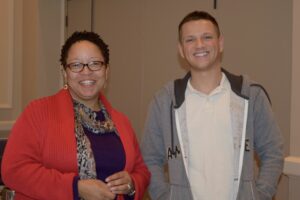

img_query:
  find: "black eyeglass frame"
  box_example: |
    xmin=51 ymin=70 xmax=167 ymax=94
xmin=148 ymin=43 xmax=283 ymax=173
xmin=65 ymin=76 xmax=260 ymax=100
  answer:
xmin=66 ymin=61 xmax=106 ymax=73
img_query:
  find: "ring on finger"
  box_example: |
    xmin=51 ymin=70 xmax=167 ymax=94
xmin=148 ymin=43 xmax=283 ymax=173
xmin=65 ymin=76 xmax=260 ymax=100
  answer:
xmin=127 ymin=183 xmax=132 ymax=191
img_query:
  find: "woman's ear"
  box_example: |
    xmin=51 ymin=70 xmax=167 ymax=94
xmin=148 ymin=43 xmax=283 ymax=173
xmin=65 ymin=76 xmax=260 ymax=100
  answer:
xmin=102 ymin=65 xmax=110 ymax=90
xmin=105 ymin=65 xmax=110 ymax=81
xmin=61 ymin=66 xmax=68 ymax=89
xmin=61 ymin=67 xmax=67 ymax=81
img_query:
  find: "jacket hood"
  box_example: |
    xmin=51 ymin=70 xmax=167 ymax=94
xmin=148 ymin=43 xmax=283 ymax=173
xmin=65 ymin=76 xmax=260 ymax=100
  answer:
xmin=173 ymin=68 xmax=253 ymax=108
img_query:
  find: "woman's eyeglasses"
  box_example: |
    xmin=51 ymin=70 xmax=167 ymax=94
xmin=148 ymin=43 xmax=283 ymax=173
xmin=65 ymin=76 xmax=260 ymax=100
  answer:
xmin=66 ymin=61 xmax=105 ymax=73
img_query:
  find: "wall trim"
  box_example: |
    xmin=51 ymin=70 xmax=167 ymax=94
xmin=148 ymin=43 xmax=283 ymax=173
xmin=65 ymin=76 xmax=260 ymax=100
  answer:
xmin=59 ymin=0 xmax=66 ymax=88
xmin=290 ymin=0 xmax=300 ymax=158
xmin=0 ymin=0 xmax=14 ymax=108
xmin=0 ymin=120 xmax=15 ymax=131
xmin=284 ymin=156 xmax=300 ymax=177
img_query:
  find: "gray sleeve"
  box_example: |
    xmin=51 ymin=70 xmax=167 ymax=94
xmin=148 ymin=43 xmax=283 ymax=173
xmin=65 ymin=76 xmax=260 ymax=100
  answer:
xmin=252 ymin=87 xmax=284 ymax=199
xmin=141 ymin=96 xmax=170 ymax=200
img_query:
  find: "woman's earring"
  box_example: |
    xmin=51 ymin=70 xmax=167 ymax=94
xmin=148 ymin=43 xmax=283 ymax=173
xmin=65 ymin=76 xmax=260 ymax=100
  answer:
xmin=61 ymin=67 xmax=68 ymax=90
xmin=63 ymin=84 xmax=68 ymax=90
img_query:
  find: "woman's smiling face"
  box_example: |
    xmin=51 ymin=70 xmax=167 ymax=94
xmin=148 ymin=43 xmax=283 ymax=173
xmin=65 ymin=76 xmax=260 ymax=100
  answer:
xmin=64 ymin=40 xmax=108 ymax=108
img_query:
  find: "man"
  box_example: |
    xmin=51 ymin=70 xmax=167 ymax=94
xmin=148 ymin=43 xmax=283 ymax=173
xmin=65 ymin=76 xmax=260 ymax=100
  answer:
xmin=141 ymin=11 xmax=283 ymax=200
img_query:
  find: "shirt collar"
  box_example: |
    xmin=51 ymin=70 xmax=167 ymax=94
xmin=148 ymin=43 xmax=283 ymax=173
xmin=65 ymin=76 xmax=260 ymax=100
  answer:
xmin=187 ymin=72 xmax=231 ymax=97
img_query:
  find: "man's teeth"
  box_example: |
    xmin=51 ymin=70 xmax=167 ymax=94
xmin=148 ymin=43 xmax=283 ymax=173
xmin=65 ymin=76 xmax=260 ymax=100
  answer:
xmin=194 ymin=51 xmax=208 ymax=57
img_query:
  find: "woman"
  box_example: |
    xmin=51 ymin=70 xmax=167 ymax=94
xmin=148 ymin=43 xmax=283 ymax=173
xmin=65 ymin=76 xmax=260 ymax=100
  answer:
xmin=1 ymin=31 xmax=150 ymax=200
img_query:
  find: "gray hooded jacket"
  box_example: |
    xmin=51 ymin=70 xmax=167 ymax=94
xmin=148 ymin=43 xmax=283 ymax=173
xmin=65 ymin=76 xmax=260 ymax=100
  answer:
xmin=141 ymin=69 xmax=283 ymax=200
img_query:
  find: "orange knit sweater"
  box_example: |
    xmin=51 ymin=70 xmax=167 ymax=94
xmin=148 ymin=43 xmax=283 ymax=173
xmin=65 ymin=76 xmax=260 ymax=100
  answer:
xmin=1 ymin=89 xmax=150 ymax=200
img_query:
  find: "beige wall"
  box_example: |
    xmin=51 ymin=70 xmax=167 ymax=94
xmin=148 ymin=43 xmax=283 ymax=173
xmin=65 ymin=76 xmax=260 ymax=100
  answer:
xmin=93 ymin=1 xmax=291 ymax=199
xmin=0 ymin=0 xmax=62 ymax=137
xmin=66 ymin=0 xmax=92 ymax=36
xmin=22 ymin=0 xmax=62 ymax=106
xmin=94 ymin=0 xmax=292 ymax=145
xmin=290 ymin=0 xmax=300 ymax=160
xmin=284 ymin=0 xmax=300 ymax=199
xmin=0 ymin=0 xmax=23 ymax=137
xmin=0 ymin=0 xmax=13 ymax=109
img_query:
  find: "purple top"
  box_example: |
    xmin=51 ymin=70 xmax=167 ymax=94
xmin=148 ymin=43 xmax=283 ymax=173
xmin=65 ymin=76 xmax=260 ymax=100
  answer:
xmin=85 ymin=129 xmax=125 ymax=182
xmin=73 ymin=110 xmax=134 ymax=200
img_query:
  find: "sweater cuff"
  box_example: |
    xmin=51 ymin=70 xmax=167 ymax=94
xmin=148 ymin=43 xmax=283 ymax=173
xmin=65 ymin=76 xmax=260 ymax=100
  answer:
xmin=73 ymin=176 xmax=80 ymax=200
xmin=124 ymin=194 xmax=135 ymax=200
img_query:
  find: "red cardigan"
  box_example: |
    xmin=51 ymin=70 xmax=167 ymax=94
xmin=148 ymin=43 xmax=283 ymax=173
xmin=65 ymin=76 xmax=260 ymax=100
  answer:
xmin=1 ymin=89 xmax=150 ymax=200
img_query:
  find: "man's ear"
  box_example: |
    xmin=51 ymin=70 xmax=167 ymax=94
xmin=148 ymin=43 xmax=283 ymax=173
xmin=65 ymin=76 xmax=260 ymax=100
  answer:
xmin=219 ymin=34 xmax=224 ymax=53
xmin=178 ymin=42 xmax=185 ymax=59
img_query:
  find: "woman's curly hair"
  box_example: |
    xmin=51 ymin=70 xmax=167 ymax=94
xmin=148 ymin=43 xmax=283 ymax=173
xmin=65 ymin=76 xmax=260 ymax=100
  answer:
xmin=60 ymin=31 xmax=109 ymax=68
